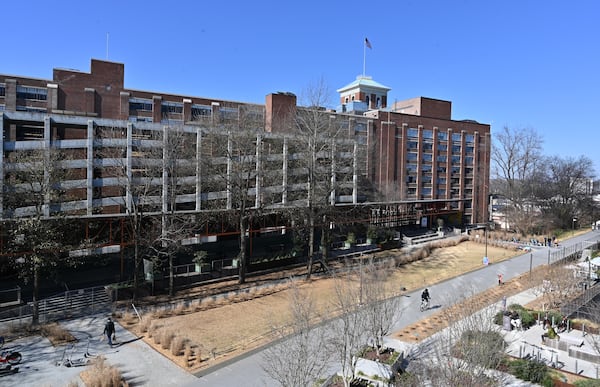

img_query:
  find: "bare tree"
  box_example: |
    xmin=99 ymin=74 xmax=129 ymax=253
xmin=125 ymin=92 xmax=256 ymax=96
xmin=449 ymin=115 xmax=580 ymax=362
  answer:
xmin=261 ymin=278 xmax=331 ymax=386
xmin=144 ymin=125 xmax=200 ymax=296
xmin=360 ymin=259 xmax=404 ymax=355
xmin=291 ymin=79 xmax=357 ymax=277
xmin=491 ymin=126 xmax=544 ymax=233
xmin=95 ymin=124 xmax=162 ymax=298
xmin=533 ymin=155 xmax=596 ymax=229
xmin=4 ymin=148 xmax=72 ymax=324
xmin=326 ymin=269 xmax=368 ymax=387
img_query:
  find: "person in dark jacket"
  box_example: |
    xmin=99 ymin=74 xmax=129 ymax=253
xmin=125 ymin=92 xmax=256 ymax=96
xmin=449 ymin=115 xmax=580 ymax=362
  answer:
xmin=103 ymin=317 xmax=116 ymax=346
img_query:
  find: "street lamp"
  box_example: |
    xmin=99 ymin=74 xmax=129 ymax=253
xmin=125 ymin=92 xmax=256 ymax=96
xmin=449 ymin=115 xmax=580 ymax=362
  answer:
xmin=572 ymin=217 xmax=577 ymax=237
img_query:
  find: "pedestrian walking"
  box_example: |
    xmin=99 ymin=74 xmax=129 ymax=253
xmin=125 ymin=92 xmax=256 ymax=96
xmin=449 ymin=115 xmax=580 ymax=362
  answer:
xmin=103 ymin=317 xmax=116 ymax=346
xmin=498 ymin=273 xmax=503 ymax=285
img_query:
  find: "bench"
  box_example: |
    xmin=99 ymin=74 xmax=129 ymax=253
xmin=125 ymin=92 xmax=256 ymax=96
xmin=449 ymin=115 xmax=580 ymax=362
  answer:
xmin=569 ymin=345 xmax=600 ymax=363
xmin=560 ymin=333 xmax=585 ymax=347
xmin=542 ymin=334 xmax=585 ymax=351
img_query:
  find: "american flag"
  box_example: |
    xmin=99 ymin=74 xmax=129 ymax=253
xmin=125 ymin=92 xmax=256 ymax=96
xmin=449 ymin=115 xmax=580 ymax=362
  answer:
xmin=365 ymin=38 xmax=372 ymax=49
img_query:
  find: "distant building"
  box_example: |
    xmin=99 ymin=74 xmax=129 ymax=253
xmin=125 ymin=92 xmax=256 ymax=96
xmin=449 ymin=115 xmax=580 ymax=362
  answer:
xmin=0 ymin=59 xmax=490 ymax=228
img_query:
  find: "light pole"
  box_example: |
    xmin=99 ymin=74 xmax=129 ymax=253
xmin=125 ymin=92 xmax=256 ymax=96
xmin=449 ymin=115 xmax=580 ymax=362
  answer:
xmin=572 ymin=217 xmax=577 ymax=237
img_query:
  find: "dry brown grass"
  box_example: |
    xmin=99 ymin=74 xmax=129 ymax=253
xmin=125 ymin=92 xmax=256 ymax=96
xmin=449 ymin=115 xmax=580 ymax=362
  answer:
xmin=80 ymin=356 xmax=128 ymax=387
xmin=122 ymin=240 xmax=518 ymax=371
xmin=0 ymin=322 xmax=77 ymax=347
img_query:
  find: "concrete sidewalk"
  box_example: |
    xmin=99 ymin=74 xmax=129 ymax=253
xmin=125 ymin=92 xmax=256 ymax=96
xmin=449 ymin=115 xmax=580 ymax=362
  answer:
xmin=0 ymin=314 xmax=197 ymax=387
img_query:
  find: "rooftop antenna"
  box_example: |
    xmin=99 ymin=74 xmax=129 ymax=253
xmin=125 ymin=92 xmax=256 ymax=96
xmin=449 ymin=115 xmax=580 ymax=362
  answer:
xmin=106 ymin=32 xmax=109 ymax=59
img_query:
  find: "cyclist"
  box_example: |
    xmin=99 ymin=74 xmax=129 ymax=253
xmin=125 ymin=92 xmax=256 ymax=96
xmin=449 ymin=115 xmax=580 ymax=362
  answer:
xmin=421 ymin=288 xmax=430 ymax=311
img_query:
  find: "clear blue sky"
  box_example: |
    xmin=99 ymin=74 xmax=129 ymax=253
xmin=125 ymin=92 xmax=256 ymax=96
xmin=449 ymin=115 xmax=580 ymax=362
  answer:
xmin=3 ymin=1 xmax=599 ymax=174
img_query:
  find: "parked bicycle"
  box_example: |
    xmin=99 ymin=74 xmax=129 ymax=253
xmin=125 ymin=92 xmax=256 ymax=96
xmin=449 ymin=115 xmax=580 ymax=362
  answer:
xmin=0 ymin=336 xmax=22 ymax=367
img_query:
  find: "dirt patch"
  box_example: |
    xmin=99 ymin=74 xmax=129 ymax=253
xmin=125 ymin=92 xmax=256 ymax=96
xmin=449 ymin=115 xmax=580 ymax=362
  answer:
xmin=115 ymin=240 xmax=521 ymax=371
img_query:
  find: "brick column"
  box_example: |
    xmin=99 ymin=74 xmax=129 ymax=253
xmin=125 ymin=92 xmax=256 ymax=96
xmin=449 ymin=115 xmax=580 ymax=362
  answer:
xmin=5 ymin=79 xmax=16 ymax=111
xmin=152 ymin=95 xmax=162 ymax=123
xmin=47 ymin=83 xmax=58 ymax=111
xmin=183 ymin=98 xmax=192 ymax=122
xmin=119 ymin=92 xmax=130 ymax=120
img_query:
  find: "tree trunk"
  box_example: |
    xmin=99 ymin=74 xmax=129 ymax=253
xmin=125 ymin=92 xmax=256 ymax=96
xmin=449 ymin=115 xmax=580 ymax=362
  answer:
xmin=169 ymin=254 xmax=174 ymax=296
xmin=238 ymin=215 xmax=247 ymax=284
xmin=307 ymin=212 xmax=315 ymax=279
xmin=32 ymin=257 xmax=40 ymax=325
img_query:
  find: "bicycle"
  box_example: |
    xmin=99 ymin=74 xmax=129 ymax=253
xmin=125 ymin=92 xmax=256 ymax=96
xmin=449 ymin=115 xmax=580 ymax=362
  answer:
xmin=420 ymin=298 xmax=430 ymax=312
xmin=0 ymin=336 xmax=22 ymax=367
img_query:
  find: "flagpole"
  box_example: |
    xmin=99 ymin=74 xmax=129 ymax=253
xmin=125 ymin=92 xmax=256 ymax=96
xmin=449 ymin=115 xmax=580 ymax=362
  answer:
xmin=363 ymin=40 xmax=366 ymax=77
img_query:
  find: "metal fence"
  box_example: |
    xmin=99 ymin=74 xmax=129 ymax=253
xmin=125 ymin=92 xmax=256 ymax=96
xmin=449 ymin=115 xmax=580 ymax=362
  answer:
xmin=0 ymin=285 xmax=111 ymax=324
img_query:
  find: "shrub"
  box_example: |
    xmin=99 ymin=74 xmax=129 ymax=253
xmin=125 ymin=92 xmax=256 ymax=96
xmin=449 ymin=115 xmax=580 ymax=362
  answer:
xmin=139 ymin=316 xmax=152 ymax=333
xmin=574 ymin=379 xmax=600 ymax=387
xmin=83 ymin=356 xmax=126 ymax=387
xmin=160 ymin=330 xmax=175 ymax=350
xmin=170 ymin=335 xmax=186 ymax=356
xmin=508 ymin=358 xmax=551 ymax=385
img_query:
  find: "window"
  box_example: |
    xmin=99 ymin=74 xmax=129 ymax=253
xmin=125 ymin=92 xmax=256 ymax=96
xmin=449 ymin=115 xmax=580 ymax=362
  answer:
xmin=406 ymin=152 xmax=418 ymax=162
xmin=422 ymin=142 xmax=433 ymax=151
xmin=437 ymin=166 xmax=447 ymax=174
xmin=130 ymin=98 xmax=153 ymax=112
xmin=452 ymin=133 xmax=461 ymax=142
xmin=16 ymin=85 xmax=47 ymax=101
xmin=452 ymin=145 xmax=461 ymax=153
xmin=192 ymin=104 xmax=211 ymax=118
xmin=421 ymin=165 xmax=432 ymax=172
xmin=464 ymin=156 xmax=474 ymax=165
xmin=465 ymin=146 xmax=474 ymax=155
xmin=451 ymin=166 xmax=460 ymax=174
xmin=465 ymin=134 xmax=475 ymax=143
xmin=129 ymin=116 xmax=153 ymax=123
xmin=438 ymin=177 xmax=446 ymax=185
xmin=422 ymin=153 xmax=432 ymax=162
xmin=220 ymin=107 xmax=238 ymax=119
xmin=421 ymin=188 xmax=432 ymax=196
xmin=437 ymin=188 xmax=446 ymax=196
xmin=407 ymin=141 xmax=418 ymax=150
xmin=407 ymin=127 xmax=418 ymax=138
xmin=0 ymin=83 xmax=5 ymax=97
xmin=422 ymin=176 xmax=432 ymax=184
xmin=422 ymin=129 xmax=433 ymax=139
xmin=451 ymin=155 xmax=461 ymax=163
xmin=436 ymin=155 xmax=447 ymax=163
xmin=406 ymin=164 xmax=417 ymax=173
xmin=161 ymin=101 xmax=183 ymax=114
xmin=354 ymin=122 xmax=367 ymax=133
xmin=438 ymin=144 xmax=447 ymax=151
xmin=438 ymin=132 xmax=448 ymax=141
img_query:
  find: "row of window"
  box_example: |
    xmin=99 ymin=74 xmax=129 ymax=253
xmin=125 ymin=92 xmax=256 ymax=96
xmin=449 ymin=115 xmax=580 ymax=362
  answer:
xmin=407 ymin=127 xmax=475 ymax=143
xmin=406 ymin=153 xmax=474 ymax=165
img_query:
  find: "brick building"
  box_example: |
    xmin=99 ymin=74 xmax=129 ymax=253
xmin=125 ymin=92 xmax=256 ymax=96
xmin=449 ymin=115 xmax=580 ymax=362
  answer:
xmin=0 ymin=59 xmax=490 ymax=230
